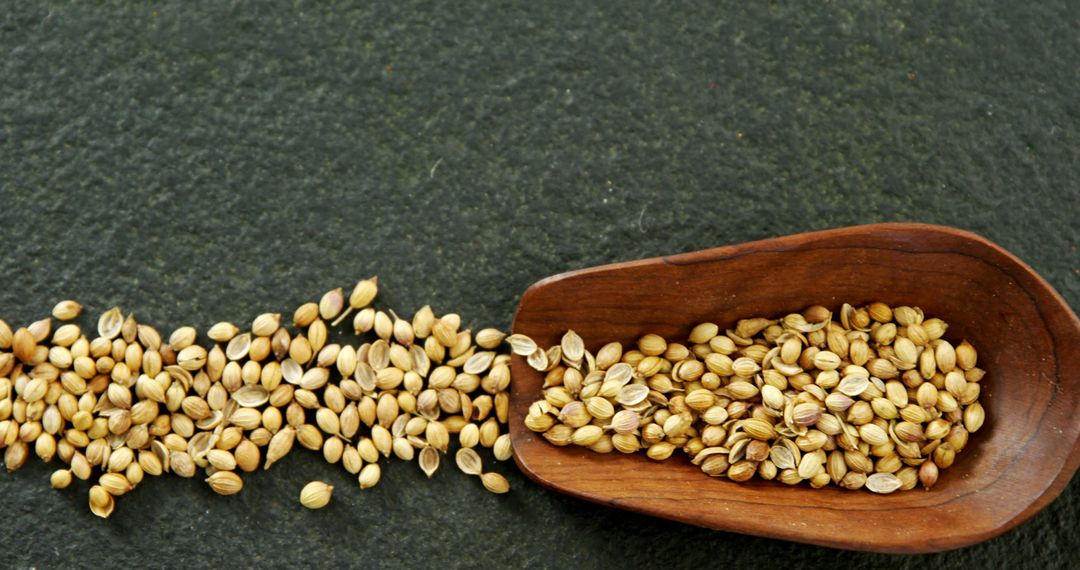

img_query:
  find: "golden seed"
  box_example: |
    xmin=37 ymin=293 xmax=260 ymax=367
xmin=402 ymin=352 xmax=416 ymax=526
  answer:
xmin=646 ymin=442 xmax=676 ymax=461
xmin=207 ymin=449 xmax=237 ymax=471
xmin=0 ymin=320 xmax=11 ymax=349
xmin=205 ymin=322 xmax=238 ymax=344
xmin=251 ymin=313 xmax=281 ymax=337
xmin=12 ymin=327 xmax=36 ymax=363
xmin=728 ymin=460 xmax=758 ymax=483
xmin=459 ymin=423 xmax=480 ymax=448
xmin=88 ymin=485 xmax=115 ymax=518
xmin=505 ymin=334 xmax=537 ymax=356
xmin=206 ymin=471 xmax=244 ymax=495
xmin=325 ymin=436 xmax=346 ymax=464
xmin=352 ymin=308 xmax=376 ymax=335
xmin=264 ymin=426 xmax=296 ymax=470
xmin=138 ymin=450 xmax=164 ymax=476
xmin=349 ymin=277 xmax=379 ymax=309
xmin=535 ymin=423 xmax=570 ymax=444
xmin=51 ymin=300 xmax=83 ymax=321
xmin=480 ymin=472 xmax=510 ymax=494
xmin=166 ymin=326 xmax=196 ymax=351
xmin=688 ymin=322 xmax=719 ymax=344
xmin=473 ymin=328 xmax=505 ymax=350
xmin=50 ymin=469 xmax=73 ymax=489
xmin=289 ymin=303 xmax=316 ymax=328
xmin=866 ymin=472 xmax=902 ymax=494
xmin=426 ymin=420 xmax=450 ymax=452
xmin=955 ymin=340 xmax=978 ymax=370
xmin=371 ymin=425 xmax=393 ymax=457
xmin=919 ymin=459 xmax=939 ymax=490
xmin=358 ymin=463 xmax=381 ymax=489
xmin=724 ymin=380 xmax=757 ymax=400
xmin=300 ymin=481 xmax=334 ymax=508
xmin=963 ymin=402 xmax=985 ymax=433
xmin=742 ymin=418 xmax=775 ymax=440
xmin=319 ymin=288 xmax=345 ymax=320
xmin=99 ymin=472 xmax=133 ymax=496
xmin=71 ymin=453 xmax=92 ymax=480
xmin=493 ymin=434 xmax=513 ymax=461
xmin=297 ymin=424 xmax=324 ymax=451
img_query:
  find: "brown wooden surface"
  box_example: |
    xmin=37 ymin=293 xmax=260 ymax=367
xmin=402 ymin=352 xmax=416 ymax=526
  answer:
xmin=509 ymin=223 xmax=1080 ymax=553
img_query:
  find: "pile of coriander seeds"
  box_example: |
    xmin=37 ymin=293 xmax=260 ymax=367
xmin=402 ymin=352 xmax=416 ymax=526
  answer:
xmin=519 ymin=302 xmax=986 ymax=493
xmin=0 ymin=278 xmax=513 ymax=518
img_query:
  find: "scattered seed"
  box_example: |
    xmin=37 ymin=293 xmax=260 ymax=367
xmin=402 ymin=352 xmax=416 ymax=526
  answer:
xmin=208 ymin=322 xmax=241 ymax=343
xmin=0 ymin=278 xmax=517 ymax=521
xmin=50 ymin=469 xmax=73 ymax=489
xmin=349 ymin=277 xmax=379 ymax=310
xmin=206 ymin=471 xmax=244 ymax=496
xmin=52 ymin=300 xmax=83 ymax=321
xmin=300 ymin=481 xmax=334 ymax=508
xmin=480 ymin=472 xmax=510 ymax=494
xmin=320 ymin=288 xmax=345 ymax=321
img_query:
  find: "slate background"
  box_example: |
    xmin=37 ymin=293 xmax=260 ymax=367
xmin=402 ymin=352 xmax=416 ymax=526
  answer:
xmin=1 ymin=1 xmax=1079 ymax=568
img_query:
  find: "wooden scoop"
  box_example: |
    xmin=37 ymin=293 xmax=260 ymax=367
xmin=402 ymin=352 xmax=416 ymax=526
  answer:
xmin=508 ymin=223 xmax=1080 ymax=553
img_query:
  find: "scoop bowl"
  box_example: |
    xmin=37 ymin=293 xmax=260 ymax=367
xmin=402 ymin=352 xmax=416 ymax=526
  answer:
xmin=509 ymin=223 xmax=1080 ymax=553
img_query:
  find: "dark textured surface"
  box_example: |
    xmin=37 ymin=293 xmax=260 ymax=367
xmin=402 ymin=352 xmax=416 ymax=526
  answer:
xmin=0 ymin=1 xmax=1078 ymax=569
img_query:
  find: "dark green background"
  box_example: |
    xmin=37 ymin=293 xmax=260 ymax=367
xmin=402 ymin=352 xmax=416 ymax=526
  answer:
xmin=2 ymin=1 xmax=1078 ymax=568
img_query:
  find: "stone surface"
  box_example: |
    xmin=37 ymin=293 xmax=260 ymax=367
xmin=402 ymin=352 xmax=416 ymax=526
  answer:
xmin=1 ymin=1 xmax=1078 ymax=568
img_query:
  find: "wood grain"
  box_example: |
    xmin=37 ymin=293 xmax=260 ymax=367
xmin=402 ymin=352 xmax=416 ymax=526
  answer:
xmin=509 ymin=223 xmax=1080 ymax=553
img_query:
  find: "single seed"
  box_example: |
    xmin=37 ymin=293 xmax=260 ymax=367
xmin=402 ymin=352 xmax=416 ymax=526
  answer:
xmin=320 ymin=288 xmax=345 ymax=320
xmin=208 ymin=322 xmax=240 ymax=342
xmin=475 ymin=328 xmax=506 ymax=350
xmin=50 ymin=469 xmax=73 ymax=489
xmin=206 ymin=471 xmax=244 ymax=495
xmin=251 ymin=313 xmax=281 ymax=337
xmin=52 ymin=300 xmax=83 ymax=321
xmin=358 ymin=463 xmax=381 ymax=489
xmin=493 ymin=434 xmax=513 ymax=461
xmin=349 ymin=277 xmax=379 ymax=309
xmin=480 ymin=472 xmax=510 ymax=494
xmin=265 ymin=426 xmax=296 ymax=470
xmin=12 ymin=328 xmax=36 ymax=363
xmin=299 ymin=481 xmax=334 ymax=508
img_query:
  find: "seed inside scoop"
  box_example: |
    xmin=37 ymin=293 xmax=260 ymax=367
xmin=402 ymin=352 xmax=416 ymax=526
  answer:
xmin=521 ymin=302 xmax=984 ymax=492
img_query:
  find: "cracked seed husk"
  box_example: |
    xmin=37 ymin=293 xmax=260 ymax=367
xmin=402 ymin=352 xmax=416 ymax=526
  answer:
xmin=98 ymin=307 xmax=124 ymax=340
xmin=419 ymin=446 xmax=440 ymax=478
xmin=88 ymin=485 xmax=115 ymax=518
xmin=455 ymin=447 xmax=483 ymax=476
